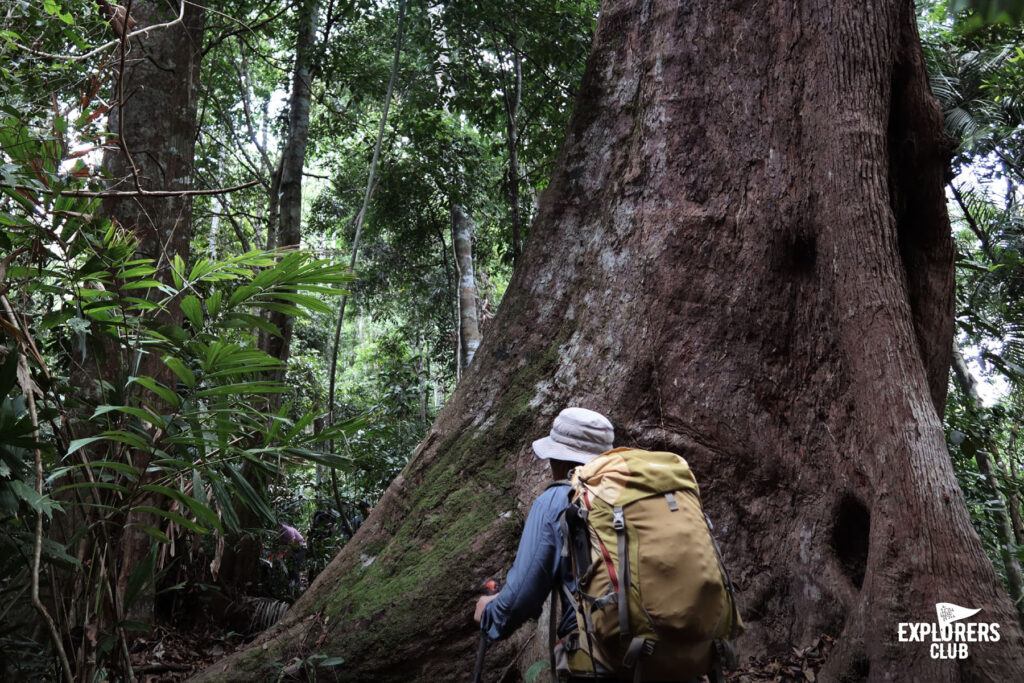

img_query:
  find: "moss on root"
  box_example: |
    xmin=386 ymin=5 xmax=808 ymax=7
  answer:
xmin=315 ymin=326 xmax=579 ymax=676
xmin=195 ymin=323 xmax=578 ymax=681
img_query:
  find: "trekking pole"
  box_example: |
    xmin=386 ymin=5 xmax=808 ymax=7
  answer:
xmin=472 ymin=578 xmax=501 ymax=683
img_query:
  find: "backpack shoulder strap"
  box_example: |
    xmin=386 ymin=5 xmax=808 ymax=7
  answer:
xmin=549 ymin=587 xmax=559 ymax=683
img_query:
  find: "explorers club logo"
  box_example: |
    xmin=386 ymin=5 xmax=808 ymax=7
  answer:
xmin=897 ymin=603 xmax=1001 ymax=659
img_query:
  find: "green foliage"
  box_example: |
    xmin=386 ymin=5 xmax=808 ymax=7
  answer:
xmin=923 ymin=0 xmax=1024 ymax=603
xmin=950 ymin=0 xmax=1024 ymax=25
xmin=0 ymin=0 xmax=596 ymax=676
xmin=0 ymin=76 xmax=363 ymax=676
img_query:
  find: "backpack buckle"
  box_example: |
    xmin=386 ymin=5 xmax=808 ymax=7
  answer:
xmin=612 ymin=507 xmax=625 ymax=531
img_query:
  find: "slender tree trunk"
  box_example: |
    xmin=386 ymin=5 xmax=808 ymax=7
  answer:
xmin=1009 ymin=425 xmax=1024 ymax=546
xmin=434 ymin=220 xmax=458 ymax=387
xmin=452 ymin=205 xmax=482 ymax=371
xmin=208 ymin=158 xmax=224 ymax=259
xmin=505 ymin=45 xmax=524 ymax=263
xmin=97 ymin=0 xmax=206 ymax=628
xmin=193 ymin=1 xmax=1024 ymax=680
xmin=325 ymin=0 xmax=406 ymax=447
xmin=217 ymin=0 xmax=319 ymax=594
xmin=264 ymin=0 xmax=318 ymax=366
xmin=416 ymin=333 xmax=428 ymax=426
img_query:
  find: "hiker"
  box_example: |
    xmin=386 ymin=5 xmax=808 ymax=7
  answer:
xmin=473 ymin=407 xmax=741 ymax=682
xmin=472 ymin=407 xmax=627 ymax=680
xmin=309 ymin=508 xmax=337 ymax=543
xmin=276 ymin=521 xmax=306 ymax=586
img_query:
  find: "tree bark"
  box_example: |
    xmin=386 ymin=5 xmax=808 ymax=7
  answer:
xmin=217 ymin=0 xmax=319 ymax=593
xmin=193 ymin=1 xmax=1024 ymax=680
xmin=264 ymin=0 xmax=318 ymax=366
xmin=452 ymin=204 xmax=482 ymax=371
xmin=98 ymin=0 xmax=205 ymax=626
xmin=1009 ymin=425 xmax=1024 ymax=547
xmin=504 ymin=45 xmax=524 ymax=264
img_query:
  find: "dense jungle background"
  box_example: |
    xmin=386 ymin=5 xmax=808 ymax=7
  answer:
xmin=2 ymin=0 xmax=1024 ymax=680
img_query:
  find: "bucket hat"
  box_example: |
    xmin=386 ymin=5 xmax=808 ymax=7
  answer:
xmin=532 ymin=407 xmax=614 ymax=465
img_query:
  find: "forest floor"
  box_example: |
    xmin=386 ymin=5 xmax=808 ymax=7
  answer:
xmin=128 ymin=623 xmax=248 ymax=682
xmin=725 ymin=634 xmax=835 ymax=682
xmin=127 ymin=613 xmax=832 ymax=683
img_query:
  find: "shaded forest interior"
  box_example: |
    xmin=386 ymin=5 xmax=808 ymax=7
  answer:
xmin=2 ymin=0 xmax=1024 ymax=681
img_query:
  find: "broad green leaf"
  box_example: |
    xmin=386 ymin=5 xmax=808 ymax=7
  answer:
xmin=208 ymin=290 xmax=223 ymax=317
xmin=163 ymin=356 xmax=195 ymax=388
xmin=253 ymin=302 xmax=305 ymax=318
xmin=210 ymin=477 xmax=240 ymax=532
xmin=131 ymin=376 xmax=180 ymax=408
xmin=139 ymin=484 xmax=223 ymax=533
xmin=54 ymin=481 xmax=132 ymax=495
xmin=224 ymin=467 xmax=274 ymax=525
xmin=133 ymin=523 xmax=171 ymax=544
xmin=260 ymin=292 xmax=332 ymax=314
xmin=121 ymin=280 xmax=166 ymax=290
xmin=40 ymin=538 xmax=82 ymax=568
xmin=120 ymin=265 xmax=158 ymax=278
xmin=319 ymin=657 xmax=345 ymax=667
xmin=171 ymin=254 xmax=185 ymax=289
xmin=49 ymin=460 xmax=139 ymax=480
xmin=133 ymin=505 xmax=209 ymax=534
xmin=124 ymin=544 xmax=157 ymax=611
xmin=93 ymin=404 xmax=167 ymax=428
xmin=194 ymin=382 xmax=289 ymax=397
xmin=66 ymin=435 xmax=107 ymax=457
xmin=181 ymin=294 xmax=204 ymax=329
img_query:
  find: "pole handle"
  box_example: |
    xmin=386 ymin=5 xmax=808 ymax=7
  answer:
xmin=472 ymin=579 xmax=501 ymax=683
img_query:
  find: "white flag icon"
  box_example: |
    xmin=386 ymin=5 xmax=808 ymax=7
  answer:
xmin=936 ymin=602 xmax=982 ymax=629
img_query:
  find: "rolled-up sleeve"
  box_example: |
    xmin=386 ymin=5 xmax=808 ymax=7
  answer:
xmin=479 ymin=486 xmax=567 ymax=641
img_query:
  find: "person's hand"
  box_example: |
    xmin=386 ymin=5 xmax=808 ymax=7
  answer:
xmin=474 ymin=593 xmax=499 ymax=623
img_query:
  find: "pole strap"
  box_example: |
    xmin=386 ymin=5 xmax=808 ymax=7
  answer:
xmin=613 ymin=506 xmax=630 ymax=640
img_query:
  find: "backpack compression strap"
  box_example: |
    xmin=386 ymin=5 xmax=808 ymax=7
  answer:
xmin=612 ymin=506 xmax=630 ymax=640
xmin=614 ymin=506 xmax=656 ymax=683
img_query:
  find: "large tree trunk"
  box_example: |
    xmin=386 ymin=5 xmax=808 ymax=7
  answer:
xmin=98 ymin=0 xmax=205 ymax=625
xmin=193 ymin=0 xmax=1024 ymax=680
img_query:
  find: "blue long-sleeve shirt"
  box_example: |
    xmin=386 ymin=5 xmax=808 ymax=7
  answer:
xmin=480 ymin=484 xmax=576 ymax=642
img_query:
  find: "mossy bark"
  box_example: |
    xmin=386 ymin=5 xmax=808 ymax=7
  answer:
xmin=194 ymin=0 xmax=1024 ymax=680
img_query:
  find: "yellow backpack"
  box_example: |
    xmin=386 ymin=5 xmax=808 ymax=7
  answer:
xmin=556 ymin=448 xmax=743 ymax=682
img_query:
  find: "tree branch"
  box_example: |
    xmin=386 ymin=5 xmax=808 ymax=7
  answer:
xmin=10 ymin=0 xmax=184 ymax=62
xmin=0 ymin=298 xmax=74 ymax=683
xmin=0 ymin=180 xmax=260 ymax=199
xmin=949 ymin=181 xmax=996 ymax=263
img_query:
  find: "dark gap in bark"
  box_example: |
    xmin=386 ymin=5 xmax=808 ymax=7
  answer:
xmin=887 ymin=61 xmax=916 ymax=294
xmin=885 ymin=7 xmax=956 ymax=414
xmin=838 ymin=652 xmax=871 ymax=683
xmin=787 ymin=230 xmax=817 ymax=275
xmin=832 ymin=495 xmax=870 ymax=589
xmin=744 ymin=584 xmax=774 ymax=623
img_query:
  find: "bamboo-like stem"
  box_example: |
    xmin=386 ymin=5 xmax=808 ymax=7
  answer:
xmin=1 ymin=298 xmax=74 ymax=683
xmin=326 ymin=0 xmax=407 ymax=456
